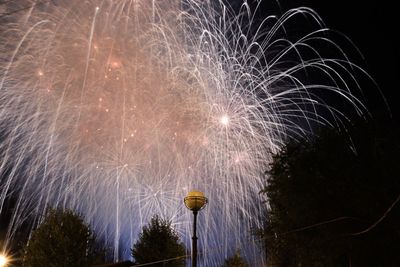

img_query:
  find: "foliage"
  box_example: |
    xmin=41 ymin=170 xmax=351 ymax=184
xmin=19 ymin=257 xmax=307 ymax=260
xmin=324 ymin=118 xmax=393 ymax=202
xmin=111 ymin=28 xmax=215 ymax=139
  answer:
xmin=261 ymin=118 xmax=400 ymax=266
xmin=131 ymin=215 xmax=186 ymax=266
xmin=23 ymin=208 xmax=96 ymax=267
xmin=221 ymin=250 xmax=248 ymax=267
xmin=92 ymin=261 xmax=133 ymax=267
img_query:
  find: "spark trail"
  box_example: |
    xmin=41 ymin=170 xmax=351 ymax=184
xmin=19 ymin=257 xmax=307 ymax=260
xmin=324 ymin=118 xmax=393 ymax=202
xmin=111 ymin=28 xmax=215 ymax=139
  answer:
xmin=0 ymin=0 xmax=369 ymax=265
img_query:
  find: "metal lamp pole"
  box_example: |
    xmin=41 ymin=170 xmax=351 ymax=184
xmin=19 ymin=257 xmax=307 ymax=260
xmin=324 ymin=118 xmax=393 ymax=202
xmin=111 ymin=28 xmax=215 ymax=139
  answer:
xmin=192 ymin=210 xmax=198 ymax=267
xmin=184 ymin=191 xmax=207 ymax=267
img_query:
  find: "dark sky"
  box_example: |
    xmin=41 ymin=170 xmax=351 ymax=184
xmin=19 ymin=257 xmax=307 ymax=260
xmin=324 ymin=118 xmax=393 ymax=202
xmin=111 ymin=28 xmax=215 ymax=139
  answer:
xmin=262 ymin=0 xmax=399 ymax=121
xmin=288 ymin=0 xmax=398 ymax=118
xmin=230 ymin=0 xmax=398 ymax=122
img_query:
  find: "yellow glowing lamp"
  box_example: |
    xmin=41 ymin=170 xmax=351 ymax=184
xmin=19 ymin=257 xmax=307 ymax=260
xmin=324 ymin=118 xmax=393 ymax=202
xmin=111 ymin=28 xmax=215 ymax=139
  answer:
xmin=0 ymin=254 xmax=8 ymax=267
xmin=184 ymin=191 xmax=208 ymax=212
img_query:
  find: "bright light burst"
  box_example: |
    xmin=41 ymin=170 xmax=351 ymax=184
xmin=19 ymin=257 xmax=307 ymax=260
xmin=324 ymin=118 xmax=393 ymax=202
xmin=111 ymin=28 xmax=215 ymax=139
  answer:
xmin=0 ymin=254 xmax=8 ymax=267
xmin=0 ymin=0 xmax=368 ymax=265
xmin=220 ymin=115 xmax=230 ymax=126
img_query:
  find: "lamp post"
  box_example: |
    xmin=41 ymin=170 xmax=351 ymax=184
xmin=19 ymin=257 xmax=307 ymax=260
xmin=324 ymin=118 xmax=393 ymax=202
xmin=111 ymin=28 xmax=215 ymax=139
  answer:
xmin=184 ymin=191 xmax=207 ymax=267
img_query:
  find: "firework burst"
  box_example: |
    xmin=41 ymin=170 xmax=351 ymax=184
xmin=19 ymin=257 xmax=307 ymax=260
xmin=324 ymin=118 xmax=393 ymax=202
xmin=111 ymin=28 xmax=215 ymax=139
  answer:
xmin=1 ymin=0 xmax=369 ymax=265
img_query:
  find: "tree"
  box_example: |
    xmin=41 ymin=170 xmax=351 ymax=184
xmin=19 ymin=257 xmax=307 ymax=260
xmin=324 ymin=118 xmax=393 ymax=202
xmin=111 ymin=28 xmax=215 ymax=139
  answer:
xmin=23 ymin=208 xmax=96 ymax=267
xmin=261 ymin=118 xmax=400 ymax=266
xmin=132 ymin=215 xmax=186 ymax=266
xmin=221 ymin=250 xmax=248 ymax=267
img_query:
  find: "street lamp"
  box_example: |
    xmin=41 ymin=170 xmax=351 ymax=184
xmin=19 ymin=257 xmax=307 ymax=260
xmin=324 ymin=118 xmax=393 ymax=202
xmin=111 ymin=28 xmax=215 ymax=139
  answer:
xmin=184 ymin=190 xmax=207 ymax=267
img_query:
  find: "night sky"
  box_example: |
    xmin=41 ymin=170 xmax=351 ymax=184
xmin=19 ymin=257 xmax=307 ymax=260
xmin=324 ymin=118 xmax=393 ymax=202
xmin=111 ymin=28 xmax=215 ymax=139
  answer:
xmin=263 ymin=0 xmax=398 ymax=121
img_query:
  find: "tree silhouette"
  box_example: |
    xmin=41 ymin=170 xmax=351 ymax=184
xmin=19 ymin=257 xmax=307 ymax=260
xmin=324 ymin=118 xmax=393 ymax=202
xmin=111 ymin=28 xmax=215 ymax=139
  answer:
xmin=261 ymin=118 xmax=400 ymax=266
xmin=221 ymin=250 xmax=248 ymax=267
xmin=23 ymin=208 xmax=96 ymax=267
xmin=132 ymin=215 xmax=186 ymax=266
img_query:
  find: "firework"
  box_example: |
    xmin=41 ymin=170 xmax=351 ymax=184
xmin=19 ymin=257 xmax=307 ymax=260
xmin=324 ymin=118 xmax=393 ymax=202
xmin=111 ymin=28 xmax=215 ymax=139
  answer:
xmin=0 ymin=0 xmax=368 ymax=265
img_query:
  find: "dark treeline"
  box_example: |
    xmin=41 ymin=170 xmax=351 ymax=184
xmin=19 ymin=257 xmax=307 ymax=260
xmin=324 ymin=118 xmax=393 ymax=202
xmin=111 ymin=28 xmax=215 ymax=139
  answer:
xmin=260 ymin=116 xmax=400 ymax=266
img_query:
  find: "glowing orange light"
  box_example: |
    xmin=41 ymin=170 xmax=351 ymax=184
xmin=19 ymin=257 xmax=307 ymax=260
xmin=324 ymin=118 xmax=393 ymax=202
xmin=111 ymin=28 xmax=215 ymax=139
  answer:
xmin=111 ymin=61 xmax=120 ymax=68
